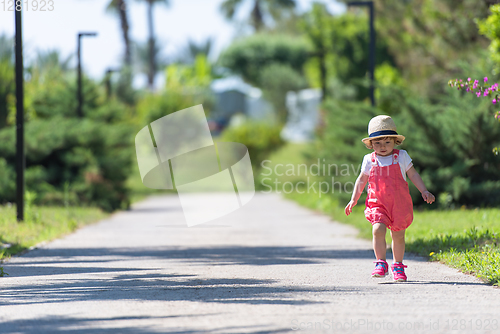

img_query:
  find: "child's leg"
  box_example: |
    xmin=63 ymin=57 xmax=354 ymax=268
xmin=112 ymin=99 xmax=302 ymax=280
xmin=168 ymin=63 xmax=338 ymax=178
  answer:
xmin=372 ymin=223 xmax=387 ymax=260
xmin=390 ymin=229 xmax=406 ymax=263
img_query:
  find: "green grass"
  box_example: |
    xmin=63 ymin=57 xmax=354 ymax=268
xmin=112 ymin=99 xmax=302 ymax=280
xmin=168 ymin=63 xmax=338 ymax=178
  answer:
xmin=0 ymin=205 xmax=108 ymax=276
xmin=268 ymin=142 xmax=500 ymax=286
xmin=256 ymin=141 xmax=322 ymax=191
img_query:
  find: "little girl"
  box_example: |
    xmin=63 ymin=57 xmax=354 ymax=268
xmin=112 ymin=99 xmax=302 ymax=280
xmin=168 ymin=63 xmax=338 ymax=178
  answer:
xmin=345 ymin=115 xmax=435 ymax=282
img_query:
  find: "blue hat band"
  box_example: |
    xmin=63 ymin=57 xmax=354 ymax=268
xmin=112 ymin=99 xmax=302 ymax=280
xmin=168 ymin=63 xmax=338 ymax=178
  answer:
xmin=369 ymin=130 xmax=398 ymax=138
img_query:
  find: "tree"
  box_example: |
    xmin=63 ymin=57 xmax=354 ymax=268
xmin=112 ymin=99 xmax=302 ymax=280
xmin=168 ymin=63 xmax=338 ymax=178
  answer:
xmin=477 ymin=4 xmax=500 ymax=74
xmin=31 ymin=49 xmax=73 ymax=73
xmin=339 ymin=0 xmax=493 ymax=98
xmin=218 ymin=34 xmax=310 ymax=123
xmin=177 ymin=38 xmax=213 ymax=65
xmin=106 ymin=0 xmax=132 ymax=66
xmin=300 ymin=4 xmax=396 ymax=103
xmin=0 ymin=34 xmax=14 ymax=129
xmin=106 ymin=0 xmax=136 ymax=105
xmin=132 ymin=39 xmax=167 ymax=82
xmin=218 ymin=33 xmax=311 ymax=87
xmin=136 ymin=0 xmax=170 ymax=90
xmin=220 ymin=0 xmax=296 ymax=32
xmin=300 ymin=3 xmax=332 ymax=100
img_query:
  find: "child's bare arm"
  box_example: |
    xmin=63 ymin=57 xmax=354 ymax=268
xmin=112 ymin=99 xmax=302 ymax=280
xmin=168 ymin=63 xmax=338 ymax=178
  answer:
xmin=345 ymin=173 xmax=369 ymax=215
xmin=406 ymin=166 xmax=435 ymax=204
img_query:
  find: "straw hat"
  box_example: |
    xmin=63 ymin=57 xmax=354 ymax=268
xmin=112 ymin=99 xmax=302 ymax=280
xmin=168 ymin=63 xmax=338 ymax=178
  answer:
xmin=361 ymin=115 xmax=405 ymax=148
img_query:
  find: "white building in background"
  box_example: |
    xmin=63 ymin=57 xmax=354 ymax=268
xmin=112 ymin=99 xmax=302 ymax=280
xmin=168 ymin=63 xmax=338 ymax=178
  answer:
xmin=210 ymin=77 xmax=322 ymax=142
xmin=210 ymin=76 xmax=276 ymax=125
xmin=281 ymin=88 xmax=322 ymax=142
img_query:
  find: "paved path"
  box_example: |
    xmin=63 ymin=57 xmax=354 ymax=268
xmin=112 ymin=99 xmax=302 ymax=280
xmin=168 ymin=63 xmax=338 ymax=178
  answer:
xmin=1 ymin=193 xmax=500 ymax=334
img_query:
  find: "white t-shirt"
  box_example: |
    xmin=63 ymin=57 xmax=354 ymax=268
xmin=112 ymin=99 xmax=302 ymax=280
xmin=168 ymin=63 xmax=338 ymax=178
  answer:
xmin=361 ymin=149 xmax=413 ymax=181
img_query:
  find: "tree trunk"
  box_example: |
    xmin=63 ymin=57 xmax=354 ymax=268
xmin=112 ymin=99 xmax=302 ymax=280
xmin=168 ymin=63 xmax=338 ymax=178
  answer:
xmin=117 ymin=0 xmax=131 ymax=66
xmin=319 ymin=50 xmax=327 ymax=101
xmin=147 ymin=0 xmax=156 ymax=90
xmin=251 ymin=0 xmax=264 ymax=31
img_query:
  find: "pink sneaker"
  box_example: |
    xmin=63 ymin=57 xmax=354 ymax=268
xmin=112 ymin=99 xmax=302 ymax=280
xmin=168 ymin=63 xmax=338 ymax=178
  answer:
xmin=391 ymin=262 xmax=408 ymax=282
xmin=371 ymin=259 xmax=388 ymax=277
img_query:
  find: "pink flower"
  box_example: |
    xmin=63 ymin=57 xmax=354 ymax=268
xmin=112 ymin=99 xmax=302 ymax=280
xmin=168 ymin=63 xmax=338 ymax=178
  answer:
xmin=484 ymin=91 xmax=489 ymax=96
xmin=485 ymin=77 xmax=488 ymax=83
xmin=466 ymin=88 xmax=470 ymax=92
xmin=474 ymin=80 xmax=479 ymax=84
xmin=461 ymin=84 xmax=464 ymax=87
xmin=477 ymin=92 xmax=481 ymax=97
xmin=468 ymin=77 xmax=471 ymax=81
xmin=493 ymin=99 xmax=497 ymax=104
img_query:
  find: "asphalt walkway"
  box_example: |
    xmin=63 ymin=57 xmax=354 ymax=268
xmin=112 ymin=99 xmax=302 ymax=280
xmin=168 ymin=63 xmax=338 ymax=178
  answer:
xmin=1 ymin=193 xmax=499 ymax=333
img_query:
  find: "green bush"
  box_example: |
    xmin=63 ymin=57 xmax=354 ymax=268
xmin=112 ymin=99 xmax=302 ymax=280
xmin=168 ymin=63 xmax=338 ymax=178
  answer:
xmin=135 ymin=89 xmax=213 ymax=127
xmin=0 ymin=59 xmax=14 ymax=128
xmin=219 ymin=121 xmax=285 ymax=181
xmin=312 ymin=78 xmax=500 ymax=208
xmin=0 ymin=116 xmax=134 ymax=212
xmin=397 ymin=85 xmax=500 ymax=207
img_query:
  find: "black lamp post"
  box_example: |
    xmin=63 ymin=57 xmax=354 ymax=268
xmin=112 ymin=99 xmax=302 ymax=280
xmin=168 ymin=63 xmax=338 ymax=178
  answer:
xmin=105 ymin=68 xmax=120 ymax=99
xmin=77 ymin=32 xmax=98 ymax=118
xmin=347 ymin=1 xmax=376 ymax=107
xmin=15 ymin=7 xmax=25 ymax=221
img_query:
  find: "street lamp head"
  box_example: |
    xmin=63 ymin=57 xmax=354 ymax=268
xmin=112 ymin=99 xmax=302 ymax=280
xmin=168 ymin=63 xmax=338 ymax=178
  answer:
xmin=78 ymin=32 xmax=98 ymax=38
xmin=347 ymin=1 xmax=372 ymax=7
xmin=106 ymin=68 xmax=121 ymax=75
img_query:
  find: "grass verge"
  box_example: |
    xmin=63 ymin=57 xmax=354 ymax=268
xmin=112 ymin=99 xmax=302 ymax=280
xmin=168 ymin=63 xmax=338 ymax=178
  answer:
xmin=0 ymin=205 xmax=108 ymax=276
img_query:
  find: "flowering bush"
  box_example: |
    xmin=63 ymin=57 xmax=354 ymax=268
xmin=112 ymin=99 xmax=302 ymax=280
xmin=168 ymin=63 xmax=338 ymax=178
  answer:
xmin=449 ymin=77 xmax=500 ymax=155
xmin=448 ymin=77 xmax=500 ymax=107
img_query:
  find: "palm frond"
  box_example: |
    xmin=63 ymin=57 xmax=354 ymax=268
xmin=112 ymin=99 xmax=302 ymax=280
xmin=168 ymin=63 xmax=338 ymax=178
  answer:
xmin=220 ymin=0 xmax=244 ymax=20
xmin=33 ymin=49 xmax=73 ymax=72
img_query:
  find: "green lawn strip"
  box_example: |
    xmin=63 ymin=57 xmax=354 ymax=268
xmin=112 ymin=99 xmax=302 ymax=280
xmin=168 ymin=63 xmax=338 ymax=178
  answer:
xmin=271 ymin=143 xmax=500 ymax=286
xmin=0 ymin=205 xmax=108 ymax=276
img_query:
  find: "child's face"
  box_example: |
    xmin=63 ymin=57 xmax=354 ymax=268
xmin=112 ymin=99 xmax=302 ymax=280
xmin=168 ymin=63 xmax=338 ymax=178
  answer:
xmin=372 ymin=138 xmax=395 ymax=156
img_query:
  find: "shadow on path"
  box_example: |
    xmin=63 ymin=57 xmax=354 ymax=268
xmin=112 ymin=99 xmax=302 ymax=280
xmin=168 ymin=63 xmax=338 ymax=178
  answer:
xmin=0 ymin=314 xmax=292 ymax=334
xmin=2 ymin=246 xmax=381 ymax=307
xmin=12 ymin=245 xmax=376 ymax=268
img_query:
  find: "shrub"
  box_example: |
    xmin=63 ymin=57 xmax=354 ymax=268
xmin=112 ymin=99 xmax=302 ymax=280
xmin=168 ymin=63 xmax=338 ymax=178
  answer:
xmin=313 ymin=82 xmax=500 ymax=208
xmin=219 ymin=121 xmax=285 ymax=175
xmin=0 ymin=116 xmax=134 ymax=212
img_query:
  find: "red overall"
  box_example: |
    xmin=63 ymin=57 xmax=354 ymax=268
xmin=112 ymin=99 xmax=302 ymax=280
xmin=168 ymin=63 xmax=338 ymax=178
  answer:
xmin=364 ymin=149 xmax=413 ymax=231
